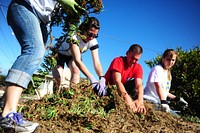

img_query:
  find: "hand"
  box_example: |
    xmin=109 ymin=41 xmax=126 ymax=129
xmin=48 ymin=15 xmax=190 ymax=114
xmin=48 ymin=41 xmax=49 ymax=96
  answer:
xmin=123 ymin=94 xmax=137 ymax=112
xmin=123 ymin=94 xmax=146 ymax=114
xmin=133 ymin=99 xmax=146 ymax=114
xmin=161 ymin=104 xmax=170 ymax=112
xmin=177 ymin=97 xmax=188 ymax=109
xmin=89 ymin=76 xmax=107 ymax=97
xmin=137 ymin=104 xmax=146 ymax=114
xmin=89 ymin=76 xmax=98 ymax=88
xmin=57 ymin=0 xmax=85 ymax=15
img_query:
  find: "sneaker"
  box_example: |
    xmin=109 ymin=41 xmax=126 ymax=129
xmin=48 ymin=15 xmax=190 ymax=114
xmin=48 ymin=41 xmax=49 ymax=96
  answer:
xmin=0 ymin=112 xmax=39 ymax=133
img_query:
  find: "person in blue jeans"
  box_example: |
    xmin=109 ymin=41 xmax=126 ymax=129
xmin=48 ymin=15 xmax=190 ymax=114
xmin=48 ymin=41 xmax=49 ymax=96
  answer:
xmin=0 ymin=0 xmax=87 ymax=132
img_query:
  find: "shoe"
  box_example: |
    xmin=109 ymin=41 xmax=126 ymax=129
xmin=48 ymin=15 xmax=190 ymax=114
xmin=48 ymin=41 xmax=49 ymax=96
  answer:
xmin=0 ymin=112 xmax=39 ymax=133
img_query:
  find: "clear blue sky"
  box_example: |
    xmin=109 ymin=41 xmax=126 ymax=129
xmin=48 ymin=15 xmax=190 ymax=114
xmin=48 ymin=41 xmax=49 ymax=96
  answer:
xmin=0 ymin=0 xmax=200 ymax=86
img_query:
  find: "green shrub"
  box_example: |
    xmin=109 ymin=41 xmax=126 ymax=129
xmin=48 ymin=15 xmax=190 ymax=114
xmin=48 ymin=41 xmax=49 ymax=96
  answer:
xmin=0 ymin=75 xmax=6 ymax=86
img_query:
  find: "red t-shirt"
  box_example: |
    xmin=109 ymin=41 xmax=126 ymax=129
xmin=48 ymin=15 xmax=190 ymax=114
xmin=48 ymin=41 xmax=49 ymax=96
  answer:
xmin=105 ymin=56 xmax=143 ymax=85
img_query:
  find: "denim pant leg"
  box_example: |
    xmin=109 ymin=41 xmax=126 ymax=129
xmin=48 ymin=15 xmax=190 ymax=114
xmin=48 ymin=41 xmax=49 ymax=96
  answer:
xmin=5 ymin=0 xmax=47 ymax=88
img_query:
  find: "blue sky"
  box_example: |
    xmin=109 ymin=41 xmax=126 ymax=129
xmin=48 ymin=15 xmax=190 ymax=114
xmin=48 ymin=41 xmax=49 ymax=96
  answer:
xmin=0 ymin=0 xmax=200 ymax=86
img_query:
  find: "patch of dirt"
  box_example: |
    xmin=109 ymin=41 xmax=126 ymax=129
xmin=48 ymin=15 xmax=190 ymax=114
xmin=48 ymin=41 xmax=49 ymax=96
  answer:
xmin=0 ymin=84 xmax=200 ymax=133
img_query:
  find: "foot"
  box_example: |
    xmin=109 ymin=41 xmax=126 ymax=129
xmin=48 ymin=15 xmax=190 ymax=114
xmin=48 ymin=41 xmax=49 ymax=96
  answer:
xmin=0 ymin=112 xmax=39 ymax=133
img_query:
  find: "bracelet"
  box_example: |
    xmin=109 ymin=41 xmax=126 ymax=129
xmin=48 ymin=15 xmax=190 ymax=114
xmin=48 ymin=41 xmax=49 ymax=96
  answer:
xmin=99 ymin=75 xmax=105 ymax=80
xmin=161 ymin=100 xmax=168 ymax=104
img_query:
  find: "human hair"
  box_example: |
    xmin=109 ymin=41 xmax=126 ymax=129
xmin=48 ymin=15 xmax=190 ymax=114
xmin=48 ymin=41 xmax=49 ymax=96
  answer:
xmin=79 ymin=17 xmax=100 ymax=32
xmin=162 ymin=49 xmax=178 ymax=59
xmin=161 ymin=49 xmax=178 ymax=80
xmin=127 ymin=44 xmax=143 ymax=54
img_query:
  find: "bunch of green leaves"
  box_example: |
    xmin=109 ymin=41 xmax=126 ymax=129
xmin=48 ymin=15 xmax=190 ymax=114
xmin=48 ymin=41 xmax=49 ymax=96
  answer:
xmin=50 ymin=0 xmax=103 ymax=46
xmin=37 ymin=0 xmax=104 ymax=77
xmin=171 ymin=46 xmax=200 ymax=117
xmin=25 ymin=73 xmax=47 ymax=94
xmin=0 ymin=75 xmax=6 ymax=86
xmin=20 ymin=80 xmax=115 ymax=121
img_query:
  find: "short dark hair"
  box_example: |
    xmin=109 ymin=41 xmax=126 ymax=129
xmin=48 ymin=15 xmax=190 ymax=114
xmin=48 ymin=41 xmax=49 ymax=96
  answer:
xmin=79 ymin=17 xmax=100 ymax=32
xmin=127 ymin=44 xmax=143 ymax=54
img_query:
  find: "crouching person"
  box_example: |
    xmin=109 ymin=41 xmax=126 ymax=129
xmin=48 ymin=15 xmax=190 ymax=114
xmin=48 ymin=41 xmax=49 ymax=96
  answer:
xmin=143 ymin=49 xmax=188 ymax=116
xmin=104 ymin=44 xmax=146 ymax=114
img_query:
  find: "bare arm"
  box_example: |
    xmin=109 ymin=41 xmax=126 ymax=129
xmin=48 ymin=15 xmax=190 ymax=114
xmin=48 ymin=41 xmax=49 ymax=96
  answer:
xmin=70 ymin=43 xmax=92 ymax=78
xmin=112 ymin=71 xmax=128 ymax=96
xmin=112 ymin=71 xmax=145 ymax=113
xmin=134 ymin=78 xmax=144 ymax=104
xmin=167 ymin=92 xmax=176 ymax=99
xmin=91 ymin=49 xmax=104 ymax=77
xmin=154 ymin=82 xmax=167 ymax=101
xmin=133 ymin=78 xmax=146 ymax=114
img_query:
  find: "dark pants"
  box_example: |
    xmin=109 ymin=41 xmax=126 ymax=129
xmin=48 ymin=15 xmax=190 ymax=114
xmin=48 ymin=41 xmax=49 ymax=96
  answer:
xmin=124 ymin=79 xmax=138 ymax=100
xmin=56 ymin=53 xmax=73 ymax=68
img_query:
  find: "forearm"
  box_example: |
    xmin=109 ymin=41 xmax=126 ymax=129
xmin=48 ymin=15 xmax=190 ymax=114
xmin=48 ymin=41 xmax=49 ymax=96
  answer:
xmin=136 ymin=85 xmax=144 ymax=102
xmin=167 ymin=93 xmax=176 ymax=99
xmin=74 ymin=59 xmax=92 ymax=78
xmin=157 ymin=89 xmax=166 ymax=100
xmin=115 ymin=81 xmax=134 ymax=105
xmin=71 ymin=44 xmax=93 ymax=78
xmin=94 ymin=62 xmax=104 ymax=77
xmin=154 ymin=82 xmax=166 ymax=100
xmin=91 ymin=49 xmax=104 ymax=77
xmin=116 ymin=82 xmax=127 ymax=96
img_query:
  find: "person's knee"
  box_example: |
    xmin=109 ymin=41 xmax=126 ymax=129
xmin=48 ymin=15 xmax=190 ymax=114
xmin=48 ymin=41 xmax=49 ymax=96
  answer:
xmin=73 ymin=67 xmax=80 ymax=75
xmin=35 ymin=45 xmax=46 ymax=59
xmin=71 ymin=72 xmax=80 ymax=84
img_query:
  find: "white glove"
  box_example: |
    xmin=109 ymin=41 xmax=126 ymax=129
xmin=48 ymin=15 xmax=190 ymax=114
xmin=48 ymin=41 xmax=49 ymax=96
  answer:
xmin=177 ymin=97 xmax=188 ymax=109
xmin=161 ymin=104 xmax=170 ymax=112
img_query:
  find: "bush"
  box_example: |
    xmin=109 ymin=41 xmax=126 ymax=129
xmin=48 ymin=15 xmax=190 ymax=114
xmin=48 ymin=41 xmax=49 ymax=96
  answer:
xmin=0 ymin=75 xmax=6 ymax=86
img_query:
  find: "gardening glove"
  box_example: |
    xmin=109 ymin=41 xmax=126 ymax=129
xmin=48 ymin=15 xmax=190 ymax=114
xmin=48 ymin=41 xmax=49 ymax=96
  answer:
xmin=89 ymin=76 xmax=107 ymax=97
xmin=57 ymin=0 xmax=85 ymax=15
xmin=175 ymin=97 xmax=188 ymax=109
xmin=161 ymin=100 xmax=170 ymax=112
xmin=94 ymin=77 xmax=107 ymax=97
xmin=89 ymin=76 xmax=98 ymax=88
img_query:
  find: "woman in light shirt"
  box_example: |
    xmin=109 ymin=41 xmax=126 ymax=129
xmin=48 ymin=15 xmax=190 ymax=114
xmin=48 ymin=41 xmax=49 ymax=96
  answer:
xmin=144 ymin=49 xmax=188 ymax=114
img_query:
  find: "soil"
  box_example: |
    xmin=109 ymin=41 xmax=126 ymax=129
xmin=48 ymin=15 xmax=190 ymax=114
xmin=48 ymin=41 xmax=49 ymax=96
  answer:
xmin=0 ymin=84 xmax=200 ymax=133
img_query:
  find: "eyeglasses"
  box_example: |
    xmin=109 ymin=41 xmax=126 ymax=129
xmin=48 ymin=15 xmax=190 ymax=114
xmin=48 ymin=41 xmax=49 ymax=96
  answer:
xmin=166 ymin=58 xmax=175 ymax=62
xmin=87 ymin=32 xmax=98 ymax=38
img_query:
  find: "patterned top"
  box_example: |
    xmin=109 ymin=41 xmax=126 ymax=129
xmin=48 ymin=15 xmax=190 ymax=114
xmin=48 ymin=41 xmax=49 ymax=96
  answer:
xmin=58 ymin=35 xmax=99 ymax=56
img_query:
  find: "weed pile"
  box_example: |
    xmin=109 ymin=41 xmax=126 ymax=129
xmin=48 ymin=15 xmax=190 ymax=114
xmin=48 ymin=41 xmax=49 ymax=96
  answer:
xmin=1 ymin=80 xmax=200 ymax=133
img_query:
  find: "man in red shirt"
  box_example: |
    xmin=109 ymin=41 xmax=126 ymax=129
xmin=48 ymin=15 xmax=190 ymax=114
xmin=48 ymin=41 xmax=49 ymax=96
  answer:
xmin=105 ymin=44 xmax=146 ymax=114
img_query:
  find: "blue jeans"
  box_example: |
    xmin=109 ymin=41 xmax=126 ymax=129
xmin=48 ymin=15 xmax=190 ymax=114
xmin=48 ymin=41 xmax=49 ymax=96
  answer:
xmin=5 ymin=0 xmax=48 ymax=88
xmin=153 ymin=103 xmax=179 ymax=117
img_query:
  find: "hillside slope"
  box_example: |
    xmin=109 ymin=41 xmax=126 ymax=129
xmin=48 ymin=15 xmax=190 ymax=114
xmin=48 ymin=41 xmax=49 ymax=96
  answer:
xmin=0 ymin=82 xmax=200 ymax=133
